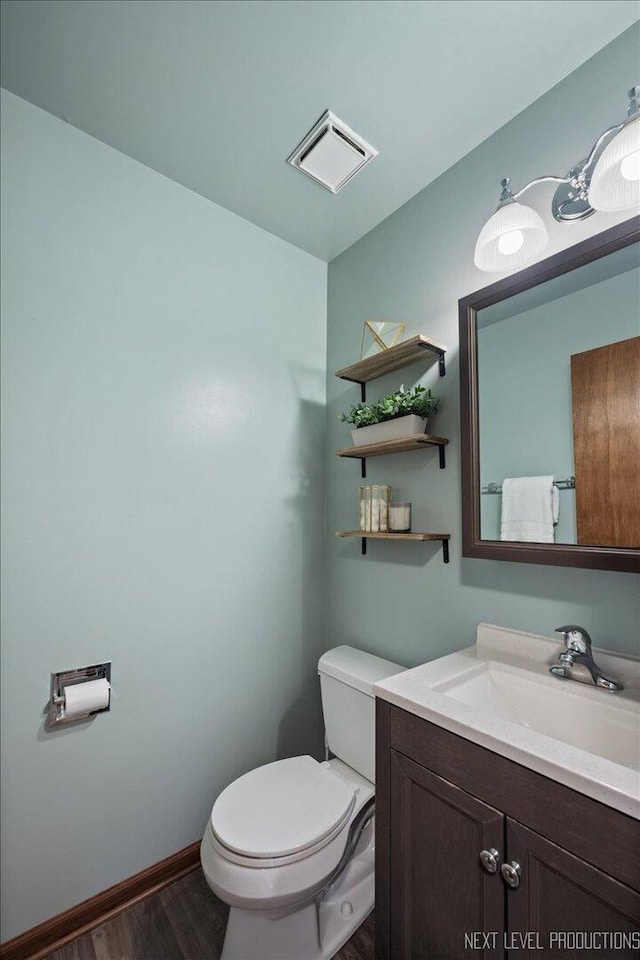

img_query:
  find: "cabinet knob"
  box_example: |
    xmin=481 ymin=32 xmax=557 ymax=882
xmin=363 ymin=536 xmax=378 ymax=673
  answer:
xmin=479 ymin=848 xmax=500 ymax=874
xmin=501 ymin=860 xmax=522 ymax=889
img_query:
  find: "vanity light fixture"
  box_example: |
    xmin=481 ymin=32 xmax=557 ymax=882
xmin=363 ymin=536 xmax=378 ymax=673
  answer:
xmin=474 ymin=85 xmax=640 ymax=272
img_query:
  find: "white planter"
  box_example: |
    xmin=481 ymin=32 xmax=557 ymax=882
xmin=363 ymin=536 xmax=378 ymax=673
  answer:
xmin=351 ymin=414 xmax=428 ymax=447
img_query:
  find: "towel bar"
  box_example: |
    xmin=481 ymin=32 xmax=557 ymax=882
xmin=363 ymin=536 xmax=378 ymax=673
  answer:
xmin=482 ymin=476 xmax=576 ymax=494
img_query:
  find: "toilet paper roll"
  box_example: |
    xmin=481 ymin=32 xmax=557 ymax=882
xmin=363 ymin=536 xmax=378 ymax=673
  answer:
xmin=63 ymin=678 xmax=110 ymax=719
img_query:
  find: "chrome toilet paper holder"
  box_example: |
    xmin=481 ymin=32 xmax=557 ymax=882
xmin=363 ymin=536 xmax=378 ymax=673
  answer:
xmin=48 ymin=662 xmax=111 ymax=727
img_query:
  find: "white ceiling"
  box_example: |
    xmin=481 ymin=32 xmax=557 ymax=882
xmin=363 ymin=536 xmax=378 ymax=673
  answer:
xmin=1 ymin=1 xmax=638 ymax=261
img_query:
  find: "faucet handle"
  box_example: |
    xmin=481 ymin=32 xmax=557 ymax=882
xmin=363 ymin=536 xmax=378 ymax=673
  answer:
xmin=554 ymin=625 xmax=592 ymax=655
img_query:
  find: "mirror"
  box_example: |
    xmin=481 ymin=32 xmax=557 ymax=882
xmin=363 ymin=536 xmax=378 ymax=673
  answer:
xmin=459 ymin=217 xmax=640 ymax=573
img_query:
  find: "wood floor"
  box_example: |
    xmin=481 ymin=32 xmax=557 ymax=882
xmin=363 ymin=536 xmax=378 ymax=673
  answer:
xmin=44 ymin=868 xmax=375 ymax=960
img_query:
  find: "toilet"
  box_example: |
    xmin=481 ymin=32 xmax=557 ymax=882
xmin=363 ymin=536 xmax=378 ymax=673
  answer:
xmin=200 ymin=645 xmax=404 ymax=960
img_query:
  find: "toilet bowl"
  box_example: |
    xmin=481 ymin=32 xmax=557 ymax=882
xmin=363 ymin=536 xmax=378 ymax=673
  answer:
xmin=200 ymin=646 xmax=404 ymax=960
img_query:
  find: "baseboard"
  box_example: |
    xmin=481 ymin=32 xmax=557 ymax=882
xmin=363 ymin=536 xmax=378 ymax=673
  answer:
xmin=0 ymin=840 xmax=201 ymax=960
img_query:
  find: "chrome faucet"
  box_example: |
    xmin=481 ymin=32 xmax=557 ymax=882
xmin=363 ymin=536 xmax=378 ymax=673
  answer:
xmin=549 ymin=625 xmax=623 ymax=692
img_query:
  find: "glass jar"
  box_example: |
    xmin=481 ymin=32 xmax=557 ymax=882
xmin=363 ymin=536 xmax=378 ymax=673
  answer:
xmin=359 ymin=485 xmax=371 ymax=531
xmin=389 ymin=502 xmax=412 ymax=532
xmin=371 ymin=484 xmax=391 ymax=532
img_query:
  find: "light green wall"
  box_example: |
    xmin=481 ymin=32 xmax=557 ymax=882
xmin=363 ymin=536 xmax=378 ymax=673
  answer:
xmin=326 ymin=26 xmax=640 ymax=669
xmin=479 ymin=266 xmax=640 ymax=542
xmin=0 ymin=89 xmax=327 ymax=941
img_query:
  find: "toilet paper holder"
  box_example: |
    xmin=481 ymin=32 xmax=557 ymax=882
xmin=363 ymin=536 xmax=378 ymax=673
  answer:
xmin=48 ymin=662 xmax=111 ymax=727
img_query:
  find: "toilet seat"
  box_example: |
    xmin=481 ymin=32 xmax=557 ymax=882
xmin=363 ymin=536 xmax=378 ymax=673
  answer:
xmin=211 ymin=756 xmax=356 ymax=864
xmin=201 ymin=759 xmax=375 ymax=915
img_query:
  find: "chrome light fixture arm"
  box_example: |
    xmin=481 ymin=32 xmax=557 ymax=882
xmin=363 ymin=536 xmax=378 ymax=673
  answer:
xmin=496 ymin=171 xmax=592 ymax=222
xmin=476 ymin=85 xmax=640 ymax=271
xmin=503 ymin=86 xmax=638 ymax=221
xmin=550 ymin=121 xmax=627 ymax=221
xmin=582 ymin=122 xmax=625 ymax=171
xmin=503 ymin=146 xmax=619 ymax=223
xmin=510 ymin=175 xmax=567 ymax=202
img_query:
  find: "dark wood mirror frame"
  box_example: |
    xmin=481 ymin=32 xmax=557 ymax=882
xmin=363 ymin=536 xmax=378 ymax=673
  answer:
xmin=459 ymin=216 xmax=640 ymax=574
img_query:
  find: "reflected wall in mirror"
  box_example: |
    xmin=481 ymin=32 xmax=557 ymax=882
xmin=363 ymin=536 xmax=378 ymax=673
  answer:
xmin=460 ymin=217 xmax=640 ymax=573
xmin=478 ymin=243 xmax=639 ymax=545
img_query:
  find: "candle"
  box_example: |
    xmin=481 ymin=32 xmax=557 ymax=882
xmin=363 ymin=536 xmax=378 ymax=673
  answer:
xmin=389 ymin=502 xmax=412 ymax=532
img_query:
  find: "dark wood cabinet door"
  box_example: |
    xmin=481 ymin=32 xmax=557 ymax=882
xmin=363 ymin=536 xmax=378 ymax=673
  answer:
xmin=389 ymin=750 xmax=504 ymax=960
xmin=506 ymin=819 xmax=640 ymax=959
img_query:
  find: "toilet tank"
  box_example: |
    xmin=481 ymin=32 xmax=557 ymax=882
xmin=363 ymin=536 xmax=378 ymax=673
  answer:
xmin=318 ymin=646 xmax=405 ymax=783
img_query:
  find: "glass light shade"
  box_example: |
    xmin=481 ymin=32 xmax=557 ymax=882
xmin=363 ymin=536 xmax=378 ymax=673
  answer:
xmin=589 ymin=117 xmax=640 ymax=212
xmin=474 ymin=201 xmax=548 ymax=272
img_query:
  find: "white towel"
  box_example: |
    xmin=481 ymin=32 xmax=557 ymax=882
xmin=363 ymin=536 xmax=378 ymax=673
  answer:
xmin=500 ymin=476 xmax=559 ymax=543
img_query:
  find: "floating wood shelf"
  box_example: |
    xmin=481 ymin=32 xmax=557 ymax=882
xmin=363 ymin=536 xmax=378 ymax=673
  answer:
xmin=336 ymin=530 xmax=451 ymax=563
xmin=336 ymin=531 xmax=450 ymax=541
xmin=337 ymin=433 xmax=449 ymax=470
xmin=335 ymin=332 xmax=450 ymax=567
xmin=335 ymin=334 xmax=447 ymax=385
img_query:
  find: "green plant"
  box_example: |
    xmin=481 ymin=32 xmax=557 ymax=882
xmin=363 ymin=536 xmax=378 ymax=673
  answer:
xmin=339 ymin=384 xmax=440 ymax=428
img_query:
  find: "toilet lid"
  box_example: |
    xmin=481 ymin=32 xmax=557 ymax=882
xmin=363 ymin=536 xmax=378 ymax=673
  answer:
xmin=211 ymin=756 xmax=356 ymax=859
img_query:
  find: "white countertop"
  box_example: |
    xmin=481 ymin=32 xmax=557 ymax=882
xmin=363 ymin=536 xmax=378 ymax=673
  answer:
xmin=374 ymin=623 xmax=640 ymax=819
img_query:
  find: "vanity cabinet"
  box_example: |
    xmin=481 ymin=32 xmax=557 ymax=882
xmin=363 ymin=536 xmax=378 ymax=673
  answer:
xmin=389 ymin=750 xmax=505 ymax=959
xmin=506 ymin=821 xmax=639 ymax=955
xmin=376 ymin=700 xmax=640 ymax=959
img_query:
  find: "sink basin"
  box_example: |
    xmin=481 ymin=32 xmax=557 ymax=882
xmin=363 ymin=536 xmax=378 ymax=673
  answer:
xmin=374 ymin=623 xmax=640 ymax=818
xmin=432 ymin=659 xmax=639 ymax=770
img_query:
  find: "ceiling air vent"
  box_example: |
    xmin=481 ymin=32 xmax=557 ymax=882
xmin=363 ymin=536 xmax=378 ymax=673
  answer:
xmin=287 ymin=110 xmax=378 ymax=193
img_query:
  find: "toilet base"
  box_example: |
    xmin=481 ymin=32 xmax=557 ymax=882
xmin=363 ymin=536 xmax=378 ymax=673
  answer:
xmin=220 ymin=819 xmax=374 ymax=960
